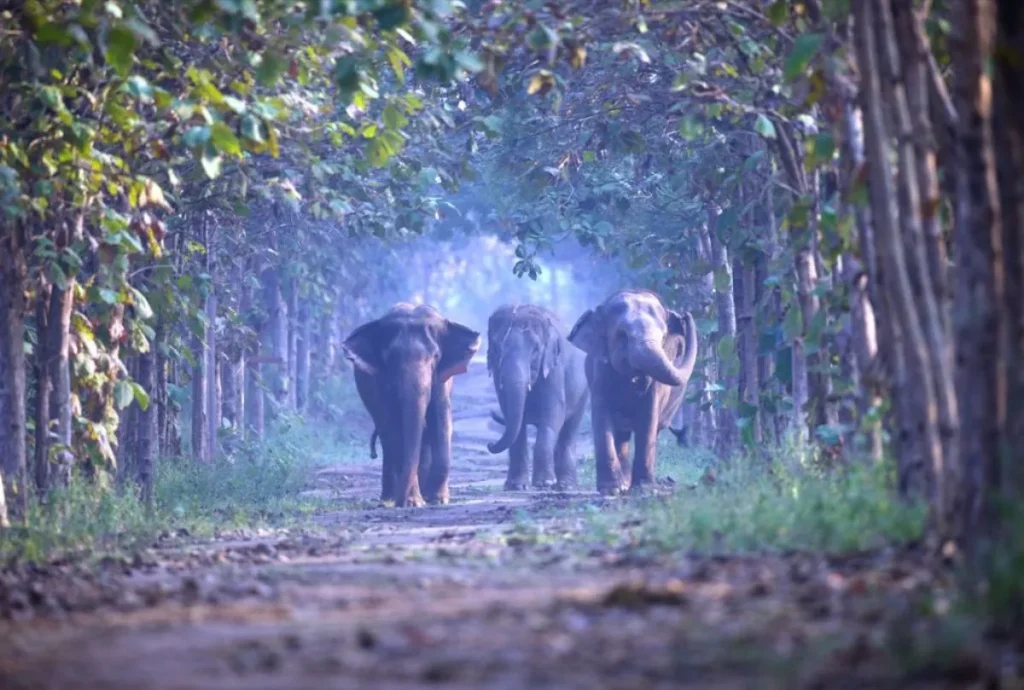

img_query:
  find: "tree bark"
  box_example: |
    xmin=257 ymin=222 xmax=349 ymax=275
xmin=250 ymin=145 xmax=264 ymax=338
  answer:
xmin=47 ymin=280 xmax=74 ymax=486
xmin=206 ymin=279 xmax=219 ymax=462
xmin=136 ymin=348 xmax=156 ymax=507
xmin=286 ymin=277 xmax=298 ymax=410
xmin=735 ymin=256 xmax=761 ymax=445
xmin=34 ymin=285 xmax=52 ymax=495
xmin=261 ymin=266 xmax=287 ymax=410
xmin=855 ymin=0 xmax=944 ymax=505
xmin=0 ymin=224 xmax=28 ymax=519
xmin=0 ymin=468 xmax=7 ymax=529
xmin=296 ymin=301 xmax=311 ymax=412
xmin=953 ymin=0 xmax=1003 ymax=543
xmin=706 ymin=206 xmax=738 ymax=457
xmin=191 ymin=321 xmax=208 ymax=464
xmin=877 ymin=0 xmax=958 ymax=514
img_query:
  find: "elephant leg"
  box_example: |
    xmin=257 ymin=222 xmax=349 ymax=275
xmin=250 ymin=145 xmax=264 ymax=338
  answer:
xmin=418 ymin=439 xmax=432 ymax=499
xmin=630 ymin=392 xmax=660 ymax=491
xmin=422 ymin=385 xmax=453 ymax=505
xmin=531 ymin=424 xmax=557 ymax=488
xmin=553 ymin=406 xmax=584 ymax=490
xmin=504 ymin=426 xmax=530 ymax=491
xmin=592 ymin=404 xmax=626 ymax=496
xmin=614 ymin=430 xmax=632 ymax=491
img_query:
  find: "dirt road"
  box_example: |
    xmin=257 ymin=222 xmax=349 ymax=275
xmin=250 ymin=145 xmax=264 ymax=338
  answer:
xmin=0 ymin=362 xmax=976 ymax=689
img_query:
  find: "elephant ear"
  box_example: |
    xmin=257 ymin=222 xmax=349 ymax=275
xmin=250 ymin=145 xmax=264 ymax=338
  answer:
xmin=439 ymin=320 xmax=481 ymax=381
xmin=568 ymin=308 xmax=606 ymax=359
xmin=540 ymin=331 xmax=563 ymax=380
xmin=342 ymin=320 xmax=384 ymax=375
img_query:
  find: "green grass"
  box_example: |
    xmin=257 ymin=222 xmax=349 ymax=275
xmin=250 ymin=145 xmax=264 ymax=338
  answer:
xmin=1 ymin=411 xmax=368 ymax=562
xmin=588 ymin=436 xmax=928 ymax=555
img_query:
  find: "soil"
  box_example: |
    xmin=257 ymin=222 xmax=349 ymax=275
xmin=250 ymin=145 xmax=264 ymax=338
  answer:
xmin=0 ymin=362 xmax=1001 ymax=689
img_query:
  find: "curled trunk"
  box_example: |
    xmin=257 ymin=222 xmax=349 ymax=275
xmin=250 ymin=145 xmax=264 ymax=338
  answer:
xmin=488 ymin=359 xmax=528 ymax=454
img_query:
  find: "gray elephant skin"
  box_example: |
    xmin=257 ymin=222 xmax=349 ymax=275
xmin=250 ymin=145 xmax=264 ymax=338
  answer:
xmin=486 ymin=304 xmax=589 ymax=491
xmin=568 ymin=289 xmax=698 ymax=495
xmin=342 ymin=303 xmax=481 ymax=507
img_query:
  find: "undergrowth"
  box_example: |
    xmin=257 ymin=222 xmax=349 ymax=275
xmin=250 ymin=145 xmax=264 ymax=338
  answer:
xmin=1 ymin=412 xmax=365 ymax=562
xmin=590 ymin=435 xmax=928 ymax=555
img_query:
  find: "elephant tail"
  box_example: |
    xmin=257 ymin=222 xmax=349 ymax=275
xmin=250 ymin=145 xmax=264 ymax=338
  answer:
xmin=490 ymin=410 xmax=506 ymax=425
xmin=369 ymin=428 xmax=379 ymax=459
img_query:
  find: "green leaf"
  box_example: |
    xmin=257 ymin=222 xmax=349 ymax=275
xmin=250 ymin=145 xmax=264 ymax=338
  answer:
xmin=130 ymin=381 xmax=151 ymax=411
xmin=373 ymin=2 xmax=411 ymax=31
xmin=382 ymin=103 xmax=408 ymax=129
xmin=527 ymin=25 xmax=558 ymax=52
xmin=38 ymin=86 xmax=65 ymax=113
xmin=782 ymin=305 xmax=803 ymax=341
xmin=256 ymin=50 xmax=287 ymax=86
xmin=767 ymin=1 xmax=788 ymax=26
xmin=775 ymin=346 xmax=793 ymax=385
xmin=125 ymin=75 xmax=153 ymax=101
xmin=754 ymin=113 xmax=776 ymax=139
xmin=678 ymin=115 xmax=703 ymax=140
xmin=784 ymin=33 xmax=823 ymax=82
xmin=211 ymin=121 xmax=242 ymax=156
xmin=334 ymin=56 xmax=361 ymax=99
xmin=240 ymin=114 xmax=263 ymax=143
xmin=182 ymin=125 xmax=211 ymax=149
xmin=480 ymin=114 xmax=502 ymax=138
xmin=105 ymin=25 xmax=135 ymax=77
xmin=114 ymin=380 xmax=135 ymax=410
xmin=582 ymin=150 xmax=596 ymax=162
xmin=387 ymin=46 xmax=411 ymax=82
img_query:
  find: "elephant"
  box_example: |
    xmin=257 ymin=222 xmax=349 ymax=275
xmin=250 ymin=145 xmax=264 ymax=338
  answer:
xmin=342 ymin=303 xmax=481 ymax=507
xmin=486 ymin=304 xmax=589 ymax=491
xmin=568 ymin=289 xmax=698 ymax=495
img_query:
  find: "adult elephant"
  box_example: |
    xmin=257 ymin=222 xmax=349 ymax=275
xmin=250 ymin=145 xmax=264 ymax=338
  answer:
xmin=486 ymin=304 xmax=589 ymax=491
xmin=342 ymin=303 xmax=481 ymax=507
xmin=568 ymin=289 xmax=698 ymax=495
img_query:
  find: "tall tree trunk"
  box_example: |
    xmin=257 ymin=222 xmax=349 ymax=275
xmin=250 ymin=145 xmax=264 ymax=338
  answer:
xmin=261 ymin=266 xmax=287 ymax=411
xmin=735 ymin=257 xmax=761 ymax=445
xmin=877 ymin=0 xmax=958 ymax=514
xmin=47 ymin=279 xmax=74 ymax=486
xmin=296 ymin=301 xmax=311 ymax=412
xmin=155 ymin=323 xmax=169 ymax=455
xmin=0 ymin=468 xmax=7 ymax=529
xmin=855 ymin=0 xmax=944 ymax=505
xmin=191 ymin=323 xmax=208 ymax=464
xmin=0 ymin=225 xmax=28 ymax=519
xmin=839 ymin=92 xmax=884 ymax=462
xmin=286 ymin=277 xmax=298 ymax=410
xmin=206 ymin=287 xmax=219 ymax=462
xmin=34 ymin=286 xmax=52 ymax=495
xmin=220 ymin=349 xmax=241 ymax=430
xmin=705 ymin=206 xmax=738 ymax=457
xmin=953 ymin=0 xmax=1003 ymax=543
xmin=136 ymin=348 xmax=156 ymax=507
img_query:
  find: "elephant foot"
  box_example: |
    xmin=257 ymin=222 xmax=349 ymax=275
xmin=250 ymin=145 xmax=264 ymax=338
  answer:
xmin=425 ymin=491 xmax=450 ymax=506
xmin=532 ymin=477 xmax=556 ymax=490
xmin=553 ymin=481 xmax=576 ymax=493
xmin=629 ymin=481 xmax=658 ymax=497
xmin=396 ymin=492 xmax=426 ymax=508
xmin=504 ymin=478 xmax=529 ymax=491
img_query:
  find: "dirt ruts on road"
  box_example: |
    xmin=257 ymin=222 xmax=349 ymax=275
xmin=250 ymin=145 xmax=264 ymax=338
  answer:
xmin=0 ymin=361 xmax=975 ymax=689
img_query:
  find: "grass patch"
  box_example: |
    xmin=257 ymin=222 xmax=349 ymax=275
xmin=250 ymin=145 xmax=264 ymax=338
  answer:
xmin=589 ymin=437 xmax=927 ymax=555
xmin=1 ymin=412 xmax=366 ymax=563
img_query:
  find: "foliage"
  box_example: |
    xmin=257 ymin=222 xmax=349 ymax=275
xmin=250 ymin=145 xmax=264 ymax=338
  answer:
xmin=589 ymin=442 xmax=927 ymax=555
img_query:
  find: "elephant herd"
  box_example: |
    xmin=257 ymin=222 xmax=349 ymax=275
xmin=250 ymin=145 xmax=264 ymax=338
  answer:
xmin=341 ymin=289 xmax=698 ymax=508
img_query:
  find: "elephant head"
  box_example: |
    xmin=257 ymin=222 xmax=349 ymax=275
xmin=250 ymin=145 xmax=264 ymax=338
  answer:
xmin=342 ymin=304 xmax=480 ymax=502
xmin=568 ymin=290 xmax=698 ymax=388
xmin=486 ymin=305 xmax=565 ymax=454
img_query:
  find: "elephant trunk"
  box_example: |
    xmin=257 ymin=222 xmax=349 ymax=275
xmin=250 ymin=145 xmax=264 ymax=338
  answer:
xmin=488 ymin=360 xmax=528 ymax=454
xmin=396 ymin=374 xmax=429 ymax=500
xmin=629 ymin=337 xmax=690 ymax=387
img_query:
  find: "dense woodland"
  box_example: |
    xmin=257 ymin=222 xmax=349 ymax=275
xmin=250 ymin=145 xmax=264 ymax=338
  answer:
xmin=0 ymin=0 xmax=1023 ymax=632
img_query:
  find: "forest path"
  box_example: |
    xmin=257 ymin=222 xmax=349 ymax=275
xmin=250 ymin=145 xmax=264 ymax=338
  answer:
xmin=0 ymin=362 xmax=964 ymax=689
